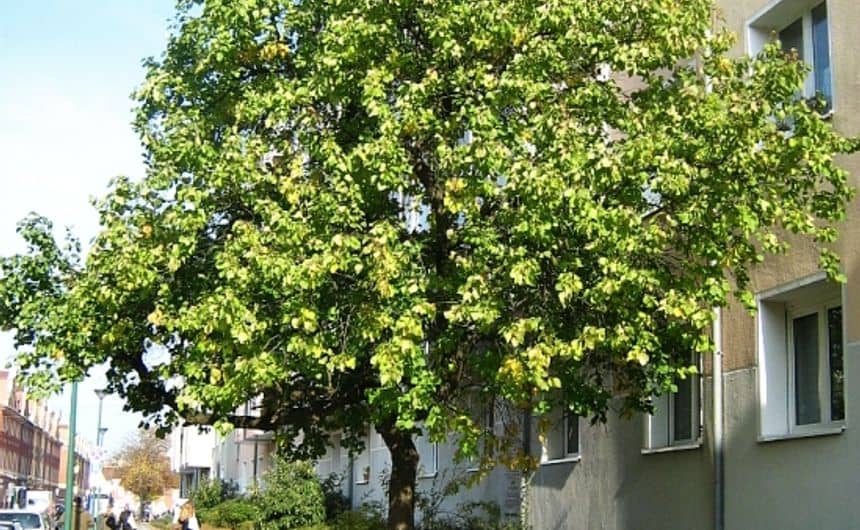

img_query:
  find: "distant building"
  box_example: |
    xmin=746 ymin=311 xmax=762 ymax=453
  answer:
xmin=169 ymin=425 xmax=215 ymax=497
xmin=0 ymin=370 xmax=90 ymax=506
xmin=211 ymin=428 xmax=275 ymax=493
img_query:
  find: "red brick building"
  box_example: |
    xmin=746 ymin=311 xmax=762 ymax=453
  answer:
xmin=0 ymin=371 xmax=87 ymax=507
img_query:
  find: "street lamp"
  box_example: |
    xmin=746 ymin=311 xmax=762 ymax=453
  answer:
xmin=94 ymin=390 xmax=108 ymax=529
xmin=62 ymin=382 xmax=78 ymax=530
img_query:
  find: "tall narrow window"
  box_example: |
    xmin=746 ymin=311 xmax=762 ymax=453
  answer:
xmin=811 ymin=3 xmax=831 ymax=111
xmin=779 ymin=18 xmax=804 ymax=59
xmin=672 ymin=376 xmax=694 ymax=441
xmin=751 ymin=2 xmax=833 ymax=113
xmin=645 ymin=357 xmax=700 ymax=451
xmin=564 ymin=412 xmax=580 ymax=457
xmin=541 ymin=408 xmax=581 ymax=464
xmin=828 ymin=307 xmax=844 ymax=421
xmin=793 ymin=313 xmax=821 ymax=425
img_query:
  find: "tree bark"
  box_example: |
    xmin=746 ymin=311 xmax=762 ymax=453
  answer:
xmin=379 ymin=426 xmax=420 ymax=530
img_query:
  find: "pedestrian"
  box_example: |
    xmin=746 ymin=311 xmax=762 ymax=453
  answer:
xmin=172 ymin=501 xmax=199 ymax=530
xmin=119 ymin=505 xmax=137 ymax=530
xmin=103 ymin=503 xmax=119 ymax=530
xmin=73 ymin=496 xmax=94 ymax=530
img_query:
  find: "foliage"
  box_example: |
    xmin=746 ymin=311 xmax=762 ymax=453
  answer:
xmin=418 ymin=501 xmax=521 ymax=530
xmin=315 ymin=506 xmax=387 ymax=530
xmin=191 ymin=478 xmax=240 ymax=511
xmin=320 ymin=474 xmax=350 ymax=521
xmin=1 ymin=0 xmax=857 ymax=528
xmin=114 ymin=429 xmax=178 ymax=504
xmin=149 ymin=515 xmax=174 ymax=530
xmin=256 ymin=458 xmax=326 ymax=530
xmin=197 ymin=498 xmax=258 ymax=530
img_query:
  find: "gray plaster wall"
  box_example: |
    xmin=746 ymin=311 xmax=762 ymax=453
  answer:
xmin=723 ymin=343 xmax=860 ymax=529
xmin=527 ymin=405 xmax=713 ymax=530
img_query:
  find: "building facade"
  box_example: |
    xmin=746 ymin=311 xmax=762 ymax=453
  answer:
xmin=524 ymin=0 xmax=860 ymax=528
xmin=0 ymin=370 xmax=73 ymax=507
xmin=307 ymin=2 xmax=860 ymax=529
xmin=169 ymin=425 xmax=215 ymax=498
xmin=211 ymin=429 xmax=275 ymax=493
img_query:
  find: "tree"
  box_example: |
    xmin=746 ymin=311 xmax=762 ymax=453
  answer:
xmin=0 ymin=1 xmax=856 ymax=529
xmin=114 ymin=430 xmax=177 ymax=509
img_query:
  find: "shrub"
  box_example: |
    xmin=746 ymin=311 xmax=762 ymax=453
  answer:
xmin=191 ymin=478 xmax=240 ymax=510
xmin=319 ymin=473 xmax=350 ymax=520
xmin=326 ymin=507 xmax=386 ymax=530
xmin=198 ymin=498 xmax=259 ymax=529
xmin=256 ymin=457 xmax=326 ymax=530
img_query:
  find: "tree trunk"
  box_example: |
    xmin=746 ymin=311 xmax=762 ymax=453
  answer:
xmin=379 ymin=426 xmax=420 ymax=530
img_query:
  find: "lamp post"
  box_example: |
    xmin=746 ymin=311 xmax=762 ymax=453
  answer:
xmin=62 ymin=382 xmax=78 ymax=530
xmin=94 ymin=390 xmax=108 ymax=530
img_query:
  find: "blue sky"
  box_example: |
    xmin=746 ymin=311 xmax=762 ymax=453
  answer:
xmin=1 ymin=0 xmax=177 ymax=455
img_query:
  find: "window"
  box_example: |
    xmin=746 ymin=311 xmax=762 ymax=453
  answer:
xmin=541 ymin=409 xmax=580 ymax=464
xmin=353 ymin=430 xmax=371 ymax=484
xmin=466 ymin=394 xmax=496 ymax=471
xmin=645 ymin=358 xmax=700 ymax=451
xmin=758 ymin=274 xmax=844 ymax=438
xmin=748 ymin=1 xmax=832 ymax=112
xmin=414 ymin=427 xmax=438 ymax=478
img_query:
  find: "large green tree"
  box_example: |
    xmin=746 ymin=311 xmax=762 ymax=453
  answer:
xmin=1 ymin=1 xmax=856 ymax=528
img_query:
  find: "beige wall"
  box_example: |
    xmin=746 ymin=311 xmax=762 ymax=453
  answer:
xmin=716 ymin=0 xmax=860 ymax=528
xmin=526 ymin=1 xmax=860 ymax=528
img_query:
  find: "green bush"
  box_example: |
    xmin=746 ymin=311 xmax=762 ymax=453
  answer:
xmin=319 ymin=473 xmax=350 ymax=520
xmin=256 ymin=457 xmax=326 ymax=530
xmin=198 ymin=498 xmax=259 ymax=529
xmin=191 ymin=478 xmax=240 ymax=510
xmin=324 ymin=507 xmax=386 ymax=530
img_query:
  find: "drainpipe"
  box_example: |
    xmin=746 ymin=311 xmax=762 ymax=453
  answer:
xmin=713 ymin=307 xmax=724 ymax=530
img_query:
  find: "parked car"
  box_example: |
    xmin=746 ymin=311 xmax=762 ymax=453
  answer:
xmin=0 ymin=510 xmax=47 ymax=530
xmin=0 ymin=521 xmax=25 ymax=530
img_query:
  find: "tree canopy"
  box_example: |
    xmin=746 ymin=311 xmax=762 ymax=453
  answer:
xmin=0 ymin=0 xmax=856 ymax=528
xmin=114 ymin=429 xmax=177 ymax=506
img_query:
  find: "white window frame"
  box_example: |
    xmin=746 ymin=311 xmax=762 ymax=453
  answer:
xmin=643 ymin=356 xmax=701 ymax=452
xmin=353 ymin=429 xmax=372 ymax=485
xmin=466 ymin=396 xmax=496 ymax=472
xmin=757 ymin=272 xmax=846 ymax=440
xmin=540 ymin=409 xmax=580 ymax=465
xmin=747 ymin=0 xmax=834 ymax=113
xmin=414 ymin=427 xmax=439 ymax=479
xmin=786 ymin=298 xmax=843 ymax=433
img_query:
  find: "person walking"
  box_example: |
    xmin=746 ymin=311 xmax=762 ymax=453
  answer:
xmin=119 ymin=505 xmax=137 ymax=530
xmin=72 ymin=497 xmax=94 ymax=530
xmin=172 ymin=501 xmax=199 ymax=530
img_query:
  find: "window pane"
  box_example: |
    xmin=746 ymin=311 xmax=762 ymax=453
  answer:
xmin=565 ymin=413 xmax=579 ymax=455
xmin=794 ymin=313 xmax=821 ymax=425
xmin=673 ymin=377 xmax=693 ymax=442
xmin=779 ymin=18 xmax=804 ymax=61
xmin=828 ymin=306 xmax=844 ymax=421
xmin=811 ymin=3 xmax=832 ymax=111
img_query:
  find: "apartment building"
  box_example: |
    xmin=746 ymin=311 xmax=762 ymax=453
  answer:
xmin=524 ymin=1 xmax=860 ymax=529
xmin=210 ymin=428 xmax=275 ymax=493
xmin=170 ymin=425 xmax=215 ymax=497
xmin=0 ymin=370 xmax=92 ymax=505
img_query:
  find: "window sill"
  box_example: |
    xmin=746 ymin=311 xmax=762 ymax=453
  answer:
xmin=758 ymin=425 xmax=845 ymax=443
xmin=418 ymin=472 xmax=438 ymax=480
xmin=641 ymin=440 xmax=702 ymax=455
xmin=540 ymin=455 xmax=581 ymax=466
xmin=354 ymin=480 xmax=369 ymax=485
